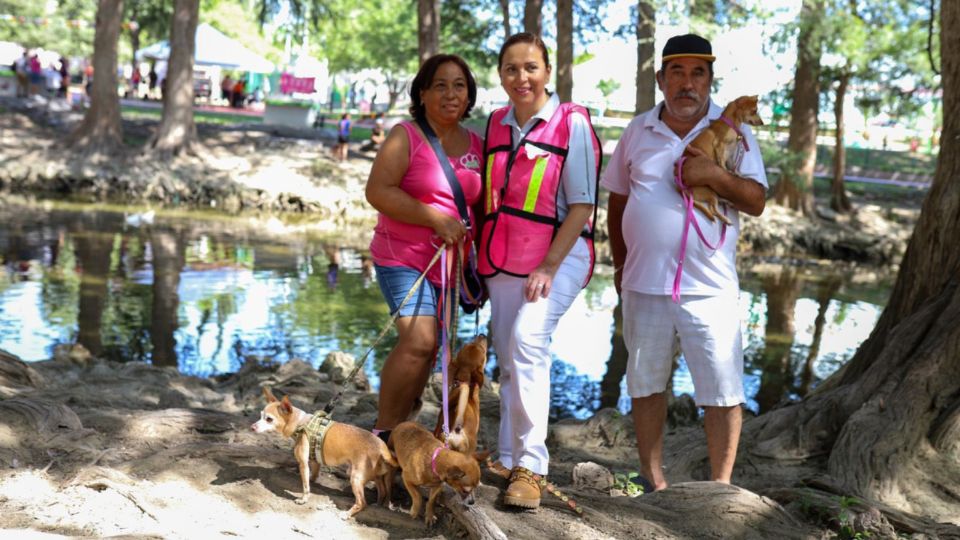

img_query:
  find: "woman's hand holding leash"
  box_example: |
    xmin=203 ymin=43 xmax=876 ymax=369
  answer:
xmin=430 ymin=211 xmax=467 ymax=246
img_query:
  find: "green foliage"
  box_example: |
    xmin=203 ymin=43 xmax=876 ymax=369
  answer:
xmin=612 ymin=471 xmax=645 ymax=497
xmin=836 ymin=495 xmax=871 ymax=540
xmin=200 ymin=1 xmax=284 ymax=65
xmin=597 ymin=78 xmax=619 ymax=98
xmin=0 ymin=0 xmax=95 ymax=57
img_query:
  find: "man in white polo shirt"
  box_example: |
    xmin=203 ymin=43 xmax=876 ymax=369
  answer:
xmin=602 ymin=33 xmax=767 ymax=490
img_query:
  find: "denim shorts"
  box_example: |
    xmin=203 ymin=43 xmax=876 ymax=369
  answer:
xmin=375 ymin=264 xmax=440 ymax=318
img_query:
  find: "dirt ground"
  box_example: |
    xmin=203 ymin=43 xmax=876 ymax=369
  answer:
xmin=0 ymin=345 xmax=854 ymax=540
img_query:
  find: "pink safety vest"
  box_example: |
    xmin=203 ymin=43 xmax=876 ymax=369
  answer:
xmin=478 ymin=102 xmax=601 ymax=283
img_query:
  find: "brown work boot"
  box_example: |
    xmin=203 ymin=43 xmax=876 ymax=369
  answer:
xmin=504 ymin=466 xmax=542 ymax=509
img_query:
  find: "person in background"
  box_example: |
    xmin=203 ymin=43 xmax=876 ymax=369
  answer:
xmin=362 ymin=112 xmax=386 ymax=152
xmin=220 ymin=74 xmax=233 ymax=106
xmin=364 ymin=54 xmax=483 ymax=445
xmin=336 ymin=112 xmax=352 ymax=162
xmin=13 ymin=51 xmax=28 ymax=98
xmin=480 ymin=32 xmax=601 ymax=509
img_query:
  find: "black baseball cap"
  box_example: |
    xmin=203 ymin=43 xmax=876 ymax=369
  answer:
xmin=661 ymin=34 xmax=715 ymax=64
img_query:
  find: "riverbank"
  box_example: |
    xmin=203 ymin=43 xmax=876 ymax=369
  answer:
xmin=1 ymin=348 xmax=922 ymax=539
xmin=0 ymin=97 xmax=922 ymax=268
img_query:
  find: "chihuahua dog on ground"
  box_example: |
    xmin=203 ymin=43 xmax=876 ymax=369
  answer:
xmin=250 ymin=387 xmax=397 ymax=519
xmin=434 ymin=334 xmax=487 ymax=454
xmin=681 ymin=95 xmax=764 ymax=224
xmin=389 ymin=421 xmax=485 ymax=526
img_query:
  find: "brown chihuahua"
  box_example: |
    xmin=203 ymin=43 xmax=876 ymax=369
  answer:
xmin=434 ymin=334 xmax=487 ymax=454
xmin=250 ymin=387 xmax=397 ymax=519
xmin=389 ymin=421 xmax=485 ymax=526
xmin=682 ymin=95 xmax=764 ymax=224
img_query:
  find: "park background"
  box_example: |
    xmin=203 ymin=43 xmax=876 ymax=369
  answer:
xmin=0 ymin=1 xmax=957 ymax=539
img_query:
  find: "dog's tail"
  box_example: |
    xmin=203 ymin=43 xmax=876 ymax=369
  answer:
xmin=381 ymin=444 xmax=399 ymax=468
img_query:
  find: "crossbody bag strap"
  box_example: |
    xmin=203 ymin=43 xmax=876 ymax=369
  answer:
xmin=415 ymin=117 xmax=470 ymax=227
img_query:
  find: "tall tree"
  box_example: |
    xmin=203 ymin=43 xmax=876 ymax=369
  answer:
xmin=498 ymin=0 xmax=511 ymax=41
xmin=524 ymin=0 xmax=543 ymax=35
xmin=772 ymin=0 xmax=822 ymax=216
xmin=556 ymin=0 xmax=573 ymax=101
xmin=418 ymin=0 xmax=440 ymax=64
xmin=635 ymin=0 xmax=655 ymax=114
xmin=748 ymin=1 xmax=960 ymax=517
xmin=67 ymin=0 xmax=124 ymax=155
xmin=124 ymin=0 xmax=173 ymax=93
xmin=146 ymin=0 xmax=199 ymax=157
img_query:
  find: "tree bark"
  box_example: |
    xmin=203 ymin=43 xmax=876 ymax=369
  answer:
xmin=772 ymin=0 xmax=821 ymax=217
xmin=417 ymin=0 xmax=440 ymax=65
xmin=749 ymin=2 xmax=960 ymax=517
xmin=498 ymin=0 xmax=511 ymax=42
xmin=556 ymin=0 xmax=573 ymax=102
xmin=146 ymin=0 xmax=199 ymax=157
xmin=67 ymin=0 xmax=124 ymax=155
xmin=635 ymin=1 xmax=656 ymax=114
xmin=524 ymin=0 xmax=544 ymax=36
xmin=831 ymin=72 xmax=853 ymax=213
xmin=600 ymin=299 xmax=628 ymax=410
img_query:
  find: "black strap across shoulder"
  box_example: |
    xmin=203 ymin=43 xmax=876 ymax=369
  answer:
xmin=415 ymin=117 xmax=470 ymax=228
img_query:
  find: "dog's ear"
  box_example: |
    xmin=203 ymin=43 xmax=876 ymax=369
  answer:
xmin=280 ymin=395 xmax=294 ymax=414
xmin=473 ymin=449 xmax=492 ymax=463
xmin=446 ymin=466 xmax=465 ymax=481
xmin=262 ymin=386 xmax=278 ymax=403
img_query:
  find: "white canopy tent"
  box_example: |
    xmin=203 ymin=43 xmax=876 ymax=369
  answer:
xmin=136 ymin=23 xmax=273 ymax=73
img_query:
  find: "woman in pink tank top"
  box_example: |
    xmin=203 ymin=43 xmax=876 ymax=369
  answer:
xmin=364 ymin=54 xmax=483 ymax=443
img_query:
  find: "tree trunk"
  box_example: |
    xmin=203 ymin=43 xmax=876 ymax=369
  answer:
xmin=749 ymin=3 xmax=960 ymax=518
xmin=524 ymin=0 xmax=544 ymax=36
xmin=831 ymin=72 xmax=853 ymax=212
xmin=67 ymin=0 xmax=124 ymax=155
xmin=150 ymin=229 xmax=185 ymax=368
xmin=772 ymin=0 xmax=821 ymax=217
xmin=146 ymin=0 xmax=198 ymax=157
xmin=498 ymin=0 xmax=511 ymax=41
xmin=600 ymin=299 xmax=628 ymax=410
xmin=635 ymin=0 xmax=656 ymax=114
xmin=556 ymin=0 xmax=573 ymax=102
xmin=417 ymin=0 xmax=440 ymax=65
xmin=755 ymin=268 xmax=801 ymax=413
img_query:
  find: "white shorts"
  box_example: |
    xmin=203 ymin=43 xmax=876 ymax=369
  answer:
xmin=622 ymin=291 xmax=744 ymax=407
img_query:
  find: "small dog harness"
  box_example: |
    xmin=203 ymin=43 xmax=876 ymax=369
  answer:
xmin=293 ymin=412 xmax=334 ymax=466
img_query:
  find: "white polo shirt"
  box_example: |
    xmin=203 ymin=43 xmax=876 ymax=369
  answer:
xmin=601 ymin=100 xmax=768 ymax=296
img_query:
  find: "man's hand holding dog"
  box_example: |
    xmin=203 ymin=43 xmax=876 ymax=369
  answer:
xmin=677 ymin=145 xmax=724 ymax=190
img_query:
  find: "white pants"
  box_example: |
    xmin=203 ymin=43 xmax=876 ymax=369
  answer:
xmin=487 ymin=238 xmax=591 ymax=476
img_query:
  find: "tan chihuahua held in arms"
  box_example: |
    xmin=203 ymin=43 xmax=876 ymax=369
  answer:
xmin=434 ymin=334 xmax=487 ymax=454
xmin=681 ymin=95 xmax=764 ymax=224
xmin=250 ymin=387 xmax=398 ymax=519
xmin=390 ymin=421 xmax=485 ymax=526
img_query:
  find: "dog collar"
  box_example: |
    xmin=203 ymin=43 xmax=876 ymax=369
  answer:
xmin=431 ymin=446 xmax=444 ymax=478
xmin=718 ymin=115 xmax=750 ymax=151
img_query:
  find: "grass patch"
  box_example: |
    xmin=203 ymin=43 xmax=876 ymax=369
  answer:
xmin=121 ymin=104 xmax=263 ymax=126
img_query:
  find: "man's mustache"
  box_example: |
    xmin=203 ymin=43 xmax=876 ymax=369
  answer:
xmin=674 ymin=90 xmax=700 ymax=101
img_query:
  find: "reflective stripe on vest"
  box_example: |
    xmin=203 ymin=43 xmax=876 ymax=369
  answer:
xmin=479 ymin=102 xmax=600 ymax=281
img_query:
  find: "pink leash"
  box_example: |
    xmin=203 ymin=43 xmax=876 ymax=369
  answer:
xmin=439 ymin=247 xmax=452 ymax=440
xmin=672 ymin=155 xmax=727 ymax=303
xmin=431 ymin=445 xmax=444 ymax=478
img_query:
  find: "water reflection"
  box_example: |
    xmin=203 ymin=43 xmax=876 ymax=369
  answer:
xmin=0 ymin=203 xmax=890 ymax=420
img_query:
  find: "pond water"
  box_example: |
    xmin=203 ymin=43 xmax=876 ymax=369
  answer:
xmin=0 ymin=203 xmax=893 ymax=419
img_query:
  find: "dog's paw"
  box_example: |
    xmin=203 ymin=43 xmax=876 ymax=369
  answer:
xmin=294 ymin=496 xmax=309 ymax=505
xmin=339 ymin=510 xmax=352 ymax=520
xmin=387 ymin=501 xmax=397 ymax=511
xmin=424 ymin=513 xmax=437 ymax=527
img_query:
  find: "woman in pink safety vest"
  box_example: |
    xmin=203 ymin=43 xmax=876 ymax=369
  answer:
xmin=481 ymin=32 xmax=601 ymax=509
xmin=365 ymin=54 xmax=484 ymax=446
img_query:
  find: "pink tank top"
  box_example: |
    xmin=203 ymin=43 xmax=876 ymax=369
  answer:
xmin=369 ymin=121 xmax=483 ymax=286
